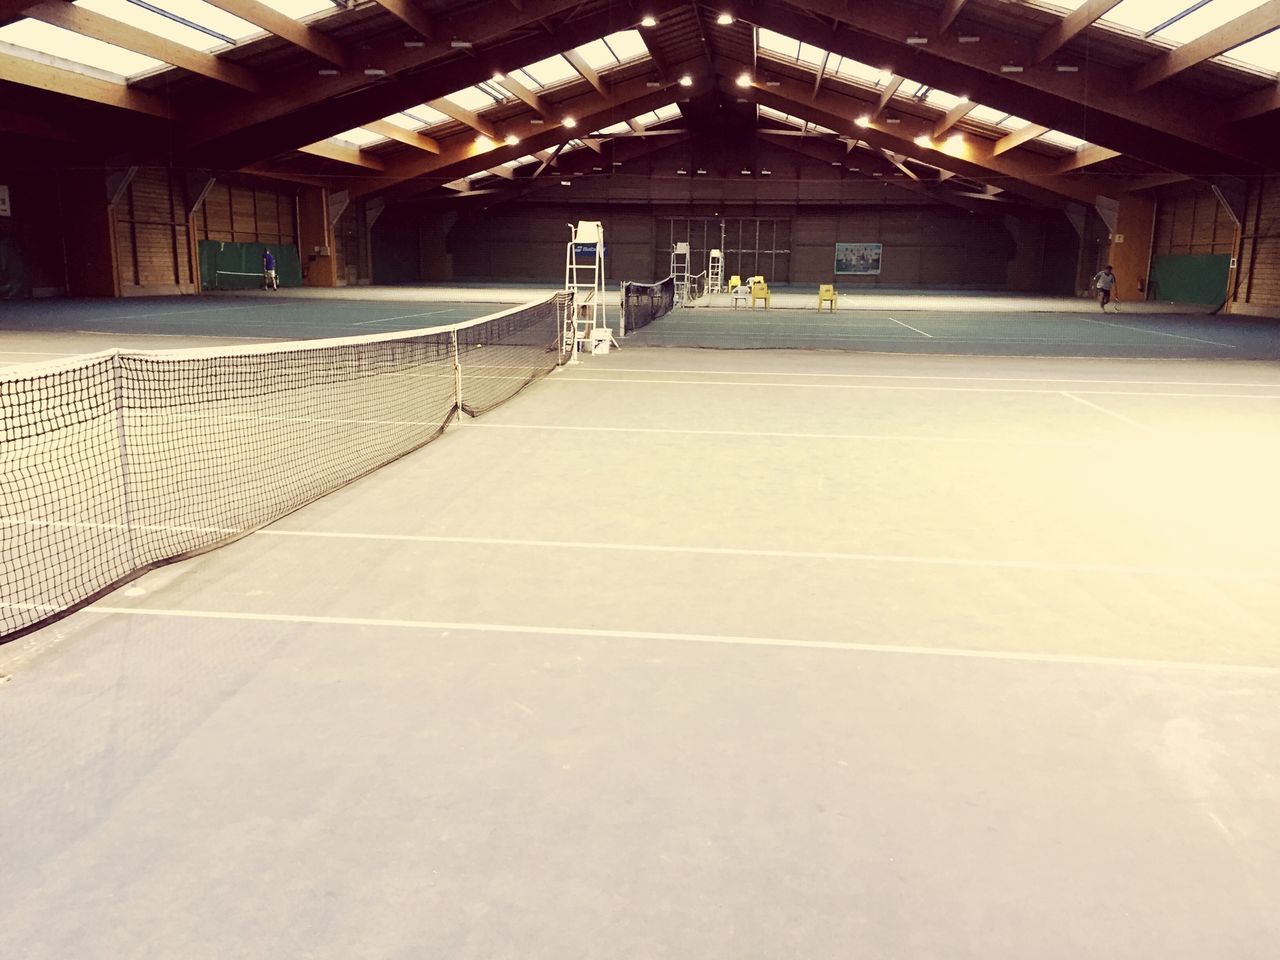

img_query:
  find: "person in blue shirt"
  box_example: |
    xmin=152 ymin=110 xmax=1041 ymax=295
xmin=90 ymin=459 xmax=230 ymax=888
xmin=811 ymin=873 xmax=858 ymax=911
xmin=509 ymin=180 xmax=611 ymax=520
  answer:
xmin=262 ymin=249 xmax=278 ymax=290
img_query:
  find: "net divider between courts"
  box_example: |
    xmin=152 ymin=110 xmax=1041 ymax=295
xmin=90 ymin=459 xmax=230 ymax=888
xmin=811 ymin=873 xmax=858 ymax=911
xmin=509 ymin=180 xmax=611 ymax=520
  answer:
xmin=619 ymin=275 xmax=677 ymax=337
xmin=0 ymin=293 xmax=574 ymax=643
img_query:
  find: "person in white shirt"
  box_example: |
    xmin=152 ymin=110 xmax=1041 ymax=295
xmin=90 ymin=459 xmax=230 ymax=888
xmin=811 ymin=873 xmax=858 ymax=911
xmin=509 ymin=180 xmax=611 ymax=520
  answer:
xmin=1092 ymin=265 xmax=1118 ymax=311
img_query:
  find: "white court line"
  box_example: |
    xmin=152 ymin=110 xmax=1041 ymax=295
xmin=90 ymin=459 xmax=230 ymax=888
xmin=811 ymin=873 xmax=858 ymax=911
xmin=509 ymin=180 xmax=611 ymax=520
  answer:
xmin=470 ymin=422 xmax=1101 ymax=447
xmin=84 ymin=300 xmax=308 ymax=323
xmin=0 ymin=349 xmax=79 ymax=357
xmin=554 ymin=376 xmax=1280 ymax=400
xmin=1060 ymin=391 xmax=1144 ymax=427
xmin=1078 ymin=316 xmax=1238 ymax=348
xmin=353 ymin=308 xmax=461 ymax=326
xmin=889 ymin=316 xmax=934 ymax=338
xmin=80 ymin=606 xmax=1280 ymax=677
xmin=76 ymin=330 xmax=281 ymax=341
xmin=581 ymin=366 xmax=1280 ymax=390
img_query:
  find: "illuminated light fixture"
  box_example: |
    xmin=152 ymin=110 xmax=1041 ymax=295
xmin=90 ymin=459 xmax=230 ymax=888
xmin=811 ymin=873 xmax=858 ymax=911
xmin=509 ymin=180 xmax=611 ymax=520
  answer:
xmin=504 ymin=134 xmax=519 ymax=146
xmin=872 ymin=172 xmax=884 ymax=177
xmin=593 ymin=166 xmax=603 ymax=171
xmin=475 ymin=134 xmax=492 ymax=147
xmin=404 ymin=41 xmax=424 ymax=48
xmin=1056 ymin=64 xmax=1080 ymax=72
xmin=318 ymin=68 xmax=339 ymax=76
xmin=492 ymin=73 xmax=505 ymax=82
xmin=740 ymin=168 xmax=751 ymax=174
xmin=736 ymin=72 xmax=751 ymax=87
xmin=1000 ymin=64 xmax=1024 ymax=73
xmin=645 ymin=80 xmax=662 ymax=87
xmin=831 ymin=160 xmax=841 ymax=165
xmin=560 ymin=180 xmax=572 ymax=185
xmin=717 ymin=12 xmax=734 ymax=25
xmin=946 ymin=133 xmax=964 ymax=149
xmin=677 ymin=167 xmax=688 ymax=174
xmin=530 ymin=117 xmax=545 ymax=124
xmin=914 ymin=134 xmax=932 ymax=147
xmin=885 ymin=117 xmax=901 ymax=124
xmin=765 ymin=78 xmax=781 ymax=86
xmin=679 ymin=74 xmax=693 ymax=87
xmin=450 ymin=40 xmax=473 ymax=49
xmin=613 ymin=160 xmax=623 ymax=165
xmin=640 ymin=14 xmax=657 ymax=26
xmin=958 ymin=35 xmax=980 ymax=43
xmin=696 ymin=167 xmax=707 ymax=174
xmin=906 ymin=36 xmax=928 ymax=45
xmin=364 ymin=68 xmax=386 ymax=76
xmin=761 ymin=168 xmax=771 ymax=175
xmin=855 ymin=116 xmax=871 ymax=127
xmin=877 ymin=70 xmax=894 ymax=85
xmin=563 ymin=116 xmax=577 ymax=128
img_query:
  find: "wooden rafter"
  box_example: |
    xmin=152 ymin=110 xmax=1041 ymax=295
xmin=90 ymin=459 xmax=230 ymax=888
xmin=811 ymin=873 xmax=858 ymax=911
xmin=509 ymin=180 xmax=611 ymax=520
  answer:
xmin=933 ymin=100 xmax=975 ymax=137
xmin=1131 ymin=0 xmax=1280 ymax=91
xmin=494 ymin=72 xmax=552 ymax=118
xmin=991 ymin=123 xmax=1051 ymax=157
xmin=428 ymin=97 xmax=498 ymax=138
xmin=871 ymin=76 xmax=902 ymax=119
xmin=200 ymin=0 xmax=348 ymax=67
xmin=369 ymin=0 xmax=435 ymax=41
xmin=1051 ymin=145 xmax=1120 ymax=174
xmin=298 ymin=141 xmax=386 ymax=170
xmin=1033 ymin=0 xmax=1125 ymax=63
xmin=938 ymin=0 xmax=970 ymax=34
xmin=563 ymin=48 xmax=606 ymax=95
xmin=21 ymin=0 xmax=262 ymax=92
xmin=0 ymin=48 xmax=174 ymax=118
xmin=363 ymin=119 xmax=442 ymax=153
xmin=1230 ymin=83 xmax=1280 ymax=122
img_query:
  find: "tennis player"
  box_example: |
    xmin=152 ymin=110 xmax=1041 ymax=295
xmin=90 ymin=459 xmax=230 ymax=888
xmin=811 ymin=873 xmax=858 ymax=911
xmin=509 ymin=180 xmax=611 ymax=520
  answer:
xmin=1092 ymin=264 xmax=1118 ymax=311
xmin=262 ymin=249 xmax=278 ymax=290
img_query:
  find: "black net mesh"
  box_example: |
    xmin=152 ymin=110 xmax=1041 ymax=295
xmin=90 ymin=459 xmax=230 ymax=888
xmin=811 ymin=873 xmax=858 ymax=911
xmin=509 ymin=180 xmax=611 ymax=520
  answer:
xmin=621 ymin=277 xmax=676 ymax=335
xmin=1 ymin=294 xmax=571 ymax=641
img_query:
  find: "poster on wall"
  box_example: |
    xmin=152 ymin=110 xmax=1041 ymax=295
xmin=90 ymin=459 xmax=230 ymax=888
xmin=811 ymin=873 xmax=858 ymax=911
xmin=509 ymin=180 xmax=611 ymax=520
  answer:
xmin=0 ymin=185 xmax=10 ymax=218
xmin=834 ymin=242 xmax=881 ymax=275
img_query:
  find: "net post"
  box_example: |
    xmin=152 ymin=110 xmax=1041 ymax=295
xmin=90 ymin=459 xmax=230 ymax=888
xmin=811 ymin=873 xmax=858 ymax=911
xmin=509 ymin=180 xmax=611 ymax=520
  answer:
xmin=451 ymin=328 xmax=463 ymax=420
xmin=110 ymin=351 xmax=140 ymax=569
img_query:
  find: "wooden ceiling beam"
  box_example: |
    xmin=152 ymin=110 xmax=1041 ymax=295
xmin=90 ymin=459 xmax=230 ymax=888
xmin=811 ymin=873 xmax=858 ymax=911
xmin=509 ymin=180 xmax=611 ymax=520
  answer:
xmin=1052 ymin=145 xmax=1120 ymax=174
xmin=932 ymin=99 xmax=975 ymax=137
xmin=1230 ymin=82 xmax=1280 ymax=122
xmin=297 ymin=141 xmax=386 ymax=170
xmin=870 ymin=75 xmax=902 ymax=120
xmin=494 ymin=71 xmax=553 ymax=118
xmin=0 ymin=48 xmax=174 ymax=117
xmin=428 ymin=97 xmax=498 ymax=138
xmin=368 ymin=0 xmax=435 ymax=41
xmin=1131 ymin=0 xmax=1280 ymax=91
xmin=991 ymin=123 xmax=1051 ymax=157
xmin=938 ymin=0 xmax=970 ymax=34
xmin=201 ymin=0 xmax=348 ymax=67
xmin=1033 ymin=0 xmax=1125 ymax=63
xmin=21 ymin=0 xmax=262 ymax=92
xmin=363 ymin=118 xmax=442 ymax=153
xmin=563 ymin=48 xmax=606 ymax=96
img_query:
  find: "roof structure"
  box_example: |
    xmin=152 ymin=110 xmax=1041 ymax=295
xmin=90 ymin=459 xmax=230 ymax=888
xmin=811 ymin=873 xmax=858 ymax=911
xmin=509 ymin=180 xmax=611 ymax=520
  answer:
xmin=1 ymin=0 xmax=1276 ymax=208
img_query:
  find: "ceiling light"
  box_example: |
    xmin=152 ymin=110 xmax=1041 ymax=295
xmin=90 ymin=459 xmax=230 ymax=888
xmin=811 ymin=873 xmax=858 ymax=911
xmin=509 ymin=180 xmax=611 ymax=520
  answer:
xmin=404 ymin=41 xmax=424 ymax=48
xmin=563 ymin=116 xmax=577 ymax=128
xmin=677 ymin=168 xmax=688 ymax=174
xmin=697 ymin=167 xmax=707 ymax=174
xmin=877 ymin=70 xmax=894 ymax=85
xmin=958 ymin=35 xmax=980 ymax=43
xmin=560 ymin=180 xmax=572 ymax=186
xmin=906 ymin=36 xmax=928 ymax=45
xmin=855 ymin=116 xmax=871 ymax=127
xmin=914 ymin=134 xmax=932 ymax=147
xmin=318 ymin=68 xmax=339 ymax=76
xmin=717 ymin=12 xmax=734 ymax=25
xmin=640 ymin=14 xmax=657 ymax=27
xmin=740 ymin=168 xmax=751 ymax=174
xmin=1056 ymin=64 xmax=1080 ymax=72
xmin=504 ymin=134 xmax=519 ymax=146
xmin=645 ymin=80 xmax=662 ymax=87
xmin=450 ymin=40 xmax=473 ymax=49
xmin=475 ymin=134 xmax=492 ymax=147
xmin=765 ymin=78 xmax=781 ymax=86
xmin=760 ymin=168 xmax=771 ymax=175
xmin=1000 ymin=64 xmax=1024 ymax=73
xmin=530 ymin=118 xmax=545 ymax=124
xmin=364 ymin=68 xmax=386 ymax=76
xmin=831 ymin=161 xmax=841 ymax=166
xmin=885 ymin=117 xmax=901 ymax=124
xmin=492 ymin=73 xmax=504 ymax=82
xmin=679 ymin=74 xmax=693 ymax=87
xmin=736 ymin=72 xmax=751 ymax=87
xmin=946 ymin=133 xmax=964 ymax=149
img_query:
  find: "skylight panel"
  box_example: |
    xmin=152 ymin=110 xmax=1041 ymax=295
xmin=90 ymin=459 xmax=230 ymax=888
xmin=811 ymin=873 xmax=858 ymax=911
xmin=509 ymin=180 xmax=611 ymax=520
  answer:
xmin=75 ymin=0 xmax=231 ymax=52
xmin=757 ymin=27 xmax=800 ymax=60
xmin=332 ymin=128 xmax=386 ymax=147
xmin=519 ymin=53 xmax=578 ymax=88
xmin=1149 ymin=0 xmax=1269 ymax=43
xmin=831 ymin=56 xmax=886 ymax=85
xmin=602 ymin=29 xmax=646 ymax=62
xmin=574 ymin=38 xmax=616 ymax=70
xmin=797 ymin=42 xmax=826 ymax=66
xmin=257 ymin=0 xmax=337 ymax=20
xmin=1038 ymin=129 xmax=1090 ymax=149
xmin=139 ymin=0 xmax=261 ymax=43
xmin=1221 ymin=29 xmax=1280 ymax=74
xmin=389 ymin=105 xmax=450 ymax=128
xmin=966 ymin=103 xmax=1015 ymax=125
xmin=651 ymin=103 xmax=681 ymax=122
xmin=808 ymin=121 xmax=839 ymax=135
xmin=0 ymin=19 xmax=163 ymax=77
xmin=996 ymin=114 xmax=1032 ymax=129
xmin=593 ymin=121 xmax=631 ymax=135
xmin=445 ymin=85 xmax=502 ymax=111
xmin=895 ymin=79 xmax=924 ymax=98
xmin=923 ymin=88 xmax=965 ymax=109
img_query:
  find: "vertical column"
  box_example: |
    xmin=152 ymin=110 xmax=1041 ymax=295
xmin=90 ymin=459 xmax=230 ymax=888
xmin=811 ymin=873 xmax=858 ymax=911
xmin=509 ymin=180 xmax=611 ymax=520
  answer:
xmin=1107 ymin=193 xmax=1157 ymax=302
xmin=297 ymin=186 xmax=337 ymax=286
xmin=58 ymin=168 xmax=121 ymax=297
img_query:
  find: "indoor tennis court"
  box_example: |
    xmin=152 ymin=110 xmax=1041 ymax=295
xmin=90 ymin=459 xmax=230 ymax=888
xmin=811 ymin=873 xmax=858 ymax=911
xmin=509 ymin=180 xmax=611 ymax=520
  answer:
xmin=4 ymin=0 xmax=1280 ymax=956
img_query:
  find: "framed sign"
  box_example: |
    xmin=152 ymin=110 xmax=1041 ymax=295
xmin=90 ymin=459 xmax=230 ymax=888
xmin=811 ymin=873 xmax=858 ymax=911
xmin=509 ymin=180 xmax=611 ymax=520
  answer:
xmin=0 ymin=185 xmax=10 ymax=218
xmin=834 ymin=242 xmax=881 ymax=275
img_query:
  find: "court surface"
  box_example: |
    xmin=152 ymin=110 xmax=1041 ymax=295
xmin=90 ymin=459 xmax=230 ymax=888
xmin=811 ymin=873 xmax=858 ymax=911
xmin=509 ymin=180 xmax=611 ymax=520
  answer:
xmin=4 ymin=342 xmax=1279 ymax=959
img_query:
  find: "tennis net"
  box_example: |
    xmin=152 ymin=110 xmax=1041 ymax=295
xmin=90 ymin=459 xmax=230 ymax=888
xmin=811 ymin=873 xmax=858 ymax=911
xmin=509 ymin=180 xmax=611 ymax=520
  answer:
xmin=1 ymin=293 xmax=572 ymax=641
xmin=620 ymin=276 xmax=676 ymax=335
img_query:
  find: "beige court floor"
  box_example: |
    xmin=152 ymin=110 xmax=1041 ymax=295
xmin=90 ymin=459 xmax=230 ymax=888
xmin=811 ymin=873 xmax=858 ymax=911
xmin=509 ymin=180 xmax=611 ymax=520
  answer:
xmin=3 ymin=345 xmax=1279 ymax=959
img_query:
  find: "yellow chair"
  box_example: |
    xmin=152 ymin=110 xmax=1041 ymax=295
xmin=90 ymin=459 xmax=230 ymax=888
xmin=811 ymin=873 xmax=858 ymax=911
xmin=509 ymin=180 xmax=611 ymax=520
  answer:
xmin=727 ymin=274 xmax=742 ymax=291
xmin=818 ymin=284 xmax=837 ymax=312
xmin=750 ymin=280 xmax=770 ymax=309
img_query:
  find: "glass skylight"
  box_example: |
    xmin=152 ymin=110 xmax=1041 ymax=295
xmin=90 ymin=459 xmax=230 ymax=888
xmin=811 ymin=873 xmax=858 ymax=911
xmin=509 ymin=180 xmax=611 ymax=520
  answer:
xmin=258 ymin=0 xmax=336 ymax=18
xmin=76 ymin=0 xmax=257 ymax=52
xmin=1038 ymin=129 xmax=1091 ymax=149
xmin=0 ymin=19 xmax=163 ymax=77
xmin=332 ymin=127 xmax=387 ymax=147
xmin=830 ymin=56 xmax=890 ymax=86
xmin=392 ymin=105 xmax=451 ymax=127
xmin=515 ymin=53 xmax=579 ymax=89
xmin=444 ymin=86 xmax=504 ymax=112
xmin=572 ymin=30 xmax=648 ymax=71
xmin=592 ymin=121 xmax=632 ymax=135
xmin=1223 ymin=30 xmax=1280 ymax=74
